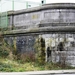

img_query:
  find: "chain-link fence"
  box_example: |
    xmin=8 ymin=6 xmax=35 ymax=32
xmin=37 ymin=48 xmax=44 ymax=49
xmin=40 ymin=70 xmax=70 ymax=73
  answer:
xmin=0 ymin=0 xmax=41 ymax=29
xmin=0 ymin=12 xmax=8 ymax=29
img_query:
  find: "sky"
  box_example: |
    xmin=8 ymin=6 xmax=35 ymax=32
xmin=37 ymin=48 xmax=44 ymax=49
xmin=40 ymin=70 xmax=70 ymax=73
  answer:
xmin=28 ymin=0 xmax=75 ymax=3
xmin=0 ymin=0 xmax=75 ymax=12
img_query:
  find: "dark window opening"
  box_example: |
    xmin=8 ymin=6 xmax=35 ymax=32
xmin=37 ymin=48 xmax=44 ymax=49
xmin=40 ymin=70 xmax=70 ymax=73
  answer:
xmin=57 ymin=42 xmax=64 ymax=51
xmin=47 ymin=47 xmax=51 ymax=58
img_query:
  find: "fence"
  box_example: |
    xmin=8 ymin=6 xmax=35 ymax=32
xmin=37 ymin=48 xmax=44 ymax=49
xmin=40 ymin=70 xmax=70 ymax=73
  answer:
xmin=0 ymin=0 xmax=43 ymax=29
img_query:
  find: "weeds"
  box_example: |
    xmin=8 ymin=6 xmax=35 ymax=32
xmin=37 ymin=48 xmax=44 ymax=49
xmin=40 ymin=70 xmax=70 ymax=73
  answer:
xmin=0 ymin=45 xmax=75 ymax=72
xmin=0 ymin=47 xmax=9 ymax=58
xmin=0 ymin=57 xmax=75 ymax=72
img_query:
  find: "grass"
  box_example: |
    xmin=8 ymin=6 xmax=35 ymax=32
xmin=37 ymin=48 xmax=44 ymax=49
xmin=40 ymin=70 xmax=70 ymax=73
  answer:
xmin=0 ymin=58 xmax=75 ymax=72
xmin=0 ymin=58 xmax=45 ymax=72
xmin=0 ymin=45 xmax=75 ymax=72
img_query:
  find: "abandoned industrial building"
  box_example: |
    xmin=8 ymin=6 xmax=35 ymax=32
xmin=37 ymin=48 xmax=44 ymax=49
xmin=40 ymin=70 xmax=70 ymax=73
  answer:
xmin=0 ymin=3 xmax=75 ymax=67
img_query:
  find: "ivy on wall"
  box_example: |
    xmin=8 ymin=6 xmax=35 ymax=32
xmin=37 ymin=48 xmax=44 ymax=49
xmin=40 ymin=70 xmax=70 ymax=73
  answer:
xmin=34 ymin=35 xmax=45 ymax=64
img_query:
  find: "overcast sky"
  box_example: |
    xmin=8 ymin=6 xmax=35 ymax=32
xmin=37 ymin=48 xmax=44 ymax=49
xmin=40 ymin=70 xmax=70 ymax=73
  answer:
xmin=28 ymin=0 xmax=75 ymax=3
xmin=0 ymin=0 xmax=75 ymax=12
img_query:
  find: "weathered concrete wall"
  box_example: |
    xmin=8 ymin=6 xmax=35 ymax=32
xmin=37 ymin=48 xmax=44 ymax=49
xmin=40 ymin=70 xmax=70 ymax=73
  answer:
xmin=8 ymin=9 xmax=75 ymax=29
xmin=42 ymin=33 xmax=75 ymax=67
xmin=4 ymin=35 xmax=36 ymax=55
xmin=52 ymin=49 xmax=75 ymax=67
xmin=2 ymin=3 xmax=75 ymax=67
xmin=3 ymin=33 xmax=75 ymax=67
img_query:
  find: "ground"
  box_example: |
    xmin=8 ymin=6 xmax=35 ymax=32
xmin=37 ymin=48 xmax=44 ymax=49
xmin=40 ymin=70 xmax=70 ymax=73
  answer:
xmin=0 ymin=45 xmax=75 ymax=72
xmin=0 ymin=57 xmax=75 ymax=72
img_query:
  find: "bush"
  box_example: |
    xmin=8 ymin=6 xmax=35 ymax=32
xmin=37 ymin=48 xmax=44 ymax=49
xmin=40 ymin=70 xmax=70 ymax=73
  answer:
xmin=0 ymin=62 xmax=13 ymax=72
xmin=19 ymin=52 xmax=35 ymax=63
xmin=0 ymin=47 xmax=9 ymax=58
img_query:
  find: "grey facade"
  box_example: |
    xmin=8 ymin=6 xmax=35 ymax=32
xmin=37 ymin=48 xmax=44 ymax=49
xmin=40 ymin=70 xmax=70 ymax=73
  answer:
xmin=8 ymin=9 xmax=75 ymax=29
xmin=2 ymin=3 xmax=75 ymax=67
xmin=7 ymin=3 xmax=75 ymax=29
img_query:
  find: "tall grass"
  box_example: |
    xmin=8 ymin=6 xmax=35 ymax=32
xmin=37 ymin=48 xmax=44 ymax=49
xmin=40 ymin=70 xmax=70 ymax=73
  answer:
xmin=0 ymin=44 xmax=75 ymax=72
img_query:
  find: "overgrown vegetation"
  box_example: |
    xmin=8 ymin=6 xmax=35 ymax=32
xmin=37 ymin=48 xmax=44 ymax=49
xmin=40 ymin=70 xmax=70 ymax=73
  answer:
xmin=0 ymin=48 xmax=9 ymax=58
xmin=34 ymin=36 xmax=45 ymax=64
xmin=0 ymin=44 xmax=73 ymax=72
xmin=0 ymin=58 xmax=75 ymax=72
xmin=0 ymin=37 xmax=75 ymax=72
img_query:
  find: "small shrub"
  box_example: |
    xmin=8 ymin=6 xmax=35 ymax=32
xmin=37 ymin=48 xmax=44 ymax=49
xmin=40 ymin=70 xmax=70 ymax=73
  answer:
xmin=0 ymin=47 xmax=9 ymax=58
xmin=0 ymin=62 xmax=12 ymax=72
xmin=45 ymin=62 xmax=62 ymax=70
xmin=21 ymin=52 xmax=35 ymax=62
xmin=17 ymin=51 xmax=35 ymax=63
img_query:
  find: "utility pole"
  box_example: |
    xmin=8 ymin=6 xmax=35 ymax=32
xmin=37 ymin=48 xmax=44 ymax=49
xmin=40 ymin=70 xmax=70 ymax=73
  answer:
xmin=12 ymin=0 xmax=14 ymax=30
xmin=12 ymin=0 xmax=14 ymax=10
xmin=26 ymin=1 xmax=32 ymax=9
xmin=26 ymin=1 xmax=28 ymax=8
